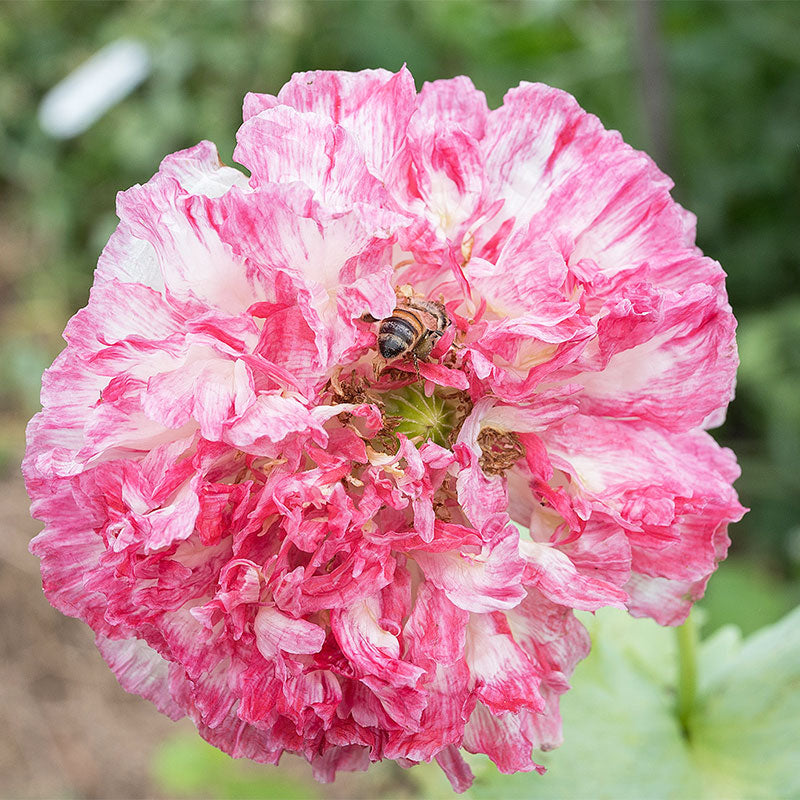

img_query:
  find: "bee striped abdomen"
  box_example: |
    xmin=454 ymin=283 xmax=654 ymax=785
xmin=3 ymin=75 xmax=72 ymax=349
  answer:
xmin=378 ymin=308 xmax=425 ymax=359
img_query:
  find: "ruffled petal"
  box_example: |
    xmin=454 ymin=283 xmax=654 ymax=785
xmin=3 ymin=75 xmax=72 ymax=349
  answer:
xmin=273 ymin=67 xmax=417 ymax=176
xmin=414 ymin=516 xmax=527 ymax=613
xmin=234 ymin=105 xmax=389 ymax=209
xmin=25 ymin=67 xmax=743 ymax=791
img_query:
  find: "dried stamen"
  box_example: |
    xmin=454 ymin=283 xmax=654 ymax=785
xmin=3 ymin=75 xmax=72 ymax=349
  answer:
xmin=477 ymin=427 xmax=525 ymax=474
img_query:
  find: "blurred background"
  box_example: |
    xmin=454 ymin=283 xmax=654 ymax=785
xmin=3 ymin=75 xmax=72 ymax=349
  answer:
xmin=1 ymin=1 xmax=798 ymax=797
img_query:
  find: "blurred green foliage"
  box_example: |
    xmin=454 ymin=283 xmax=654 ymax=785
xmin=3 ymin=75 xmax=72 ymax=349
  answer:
xmin=1 ymin=0 xmax=798 ymax=604
xmin=153 ymin=735 xmax=321 ymax=800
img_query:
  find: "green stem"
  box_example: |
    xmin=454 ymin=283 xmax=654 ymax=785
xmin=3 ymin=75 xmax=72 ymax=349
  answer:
xmin=675 ymin=609 xmax=698 ymax=740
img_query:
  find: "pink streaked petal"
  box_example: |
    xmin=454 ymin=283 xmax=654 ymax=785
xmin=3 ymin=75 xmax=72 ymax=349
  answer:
xmin=272 ymin=542 xmax=396 ymax=617
xmin=96 ymin=219 xmax=163 ymax=291
xmin=250 ymin=301 xmax=325 ymax=385
xmin=624 ymin=572 xmax=711 ymax=627
xmin=221 ymin=187 xmax=398 ymax=371
xmin=418 ymin=76 xmax=490 ymax=140
xmin=556 ymin=156 xmax=686 ymax=280
xmin=542 ymin=416 xmax=744 ymax=545
xmin=224 ymin=393 xmax=328 ymax=456
xmin=339 ymin=269 xmax=397 ymax=327
xmin=453 ymin=444 xmax=508 ymax=531
xmin=143 ymin=354 xmax=255 ymax=441
xmin=331 ymin=600 xmax=427 ymax=732
xmin=465 ymin=229 xmax=578 ymax=326
xmin=518 ymin=534 xmax=628 ymax=611
xmin=96 ymin=635 xmax=185 ymax=720
xmin=124 ymin=475 xmax=200 ymax=554
xmin=484 ymin=83 xmax=691 ymax=284
xmin=82 ymin=391 xmax=198 ymax=461
xmin=565 ymin=177 xmax=700 ymax=284
xmin=403 ymin=581 xmax=469 ymax=670
xmin=390 ymin=122 xmax=486 ymax=253
xmin=389 ymin=520 xmax=483 ymax=555
xmin=504 ymin=590 xmax=591 ymax=742
xmin=264 ymin=67 xmax=417 ymax=177
xmin=465 ymin=611 xmax=544 ymax=715
xmin=331 ymin=597 xmax=424 ymax=688
xmin=38 ymin=346 xmax=109 ymax=410
xmin=414 ymin=516 xmax=526 ymax=613
xmin=234 ymin=106 xmax=387 ymax=208
xmin=283 ymin=668 xmax=343 ymax=729
xmin=95 ymin=141 xmax=245 ymax=290
xmin=115 ymin=173 xmax=258 ymax=315
xmin=632 ymin=249 xmax=727 ymax=295
xmin=385 ymin=660 xmax=473 ymax=763
xmin=310 ymin=745 xmax=371 ymax=784
xmin=218 ymin=560 xmax=263 ymax=607
xmin=64 ymin=280 xmax=184 ymax=359
xmin=25 ymin=405 xmax=92 ymax=479
xmin=630 ymin=509 xmax=736 ymax=586
xmin=506 ymin=589 xmax=591 ymax=674
xmin=570 ymin=283 xmax=738 ymax=431
xmin=254 ymin=606 xmax=326 ymax=658
xmin=434 ymin=744 xmax=475 ymax=794
xmin=195 ymin=709 xmax=283 ymax=765
xmin=558 ymin=519 xmax=633 ymax=590
xmin=375 ymin=559 xmax=412 ymax=638
xmin=154 ymin=597 xmax=230 ymax=679
xmin=482 ymin=82 xmax=619 ymax=233
xmin=389 ymin=360 xmax=470 ymax=391
xmin=234 ymin=659 xmax=281 ymax=730
xmin=221 ymin=186 xmax=397 ymax=292
xmin=463 ymin=703 xmax=545 ymax=775
xmin=182 ymin=657 xmax=238 ymax=729
xmin=465 ymin=319 xmax=594 ymax=403
xmin=28 ymin=491 xmax=111 ymax=633
xmin=158 ymin=140 xmax=249 ymax=198
xmin=523 ymin=687 xmax=565 ymax=753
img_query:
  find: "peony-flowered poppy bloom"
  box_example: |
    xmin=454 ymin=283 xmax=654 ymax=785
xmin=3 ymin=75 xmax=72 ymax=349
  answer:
xmin=24 ymin=68 xmax=744 ymax=791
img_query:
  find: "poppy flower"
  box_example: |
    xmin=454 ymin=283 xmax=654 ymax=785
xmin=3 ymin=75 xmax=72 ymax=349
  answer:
xmin=24 ymin=68 xmax=744 ymax=791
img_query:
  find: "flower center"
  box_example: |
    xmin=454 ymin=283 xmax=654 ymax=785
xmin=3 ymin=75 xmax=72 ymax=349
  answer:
xmin=382 ymin=384 xmax=468 ymax=448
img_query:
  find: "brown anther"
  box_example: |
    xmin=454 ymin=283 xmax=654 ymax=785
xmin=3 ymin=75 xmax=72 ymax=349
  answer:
xmin=368 ymin=428 xmax=401 ymax=456
xmin=432 ymin=475 xmax=458 ymax=522
xmin=445 ymin=390 xmax=474 ymax=446
xmin=328 ymin=370 xmax=371 ymax=405
xmin=433 ymin=497 xmax=453 ymax=522
xmin=442 ymin=349 xmax=459 ymax=369
xmin=477 ymin=427 xmax=525 ymax=475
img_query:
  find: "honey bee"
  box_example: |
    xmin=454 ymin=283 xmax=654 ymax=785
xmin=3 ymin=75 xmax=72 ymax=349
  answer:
xmin=377 ymin=297 xmax=451 ymax=362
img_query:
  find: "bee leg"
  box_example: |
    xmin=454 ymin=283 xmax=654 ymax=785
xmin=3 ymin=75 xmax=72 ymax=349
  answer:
xmin=414 ymin=331 xmax=438 ymax=361
xmin=412 ymin=353 xmax=421 ymax=382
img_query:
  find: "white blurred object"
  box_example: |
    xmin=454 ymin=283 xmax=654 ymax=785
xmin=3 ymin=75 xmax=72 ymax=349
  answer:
xmin=38 ymin=39 xmax=151 ymax=139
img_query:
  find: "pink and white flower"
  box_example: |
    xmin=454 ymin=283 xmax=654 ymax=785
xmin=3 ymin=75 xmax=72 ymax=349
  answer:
xmin=25 ymin=68 xmax=744 ymax=791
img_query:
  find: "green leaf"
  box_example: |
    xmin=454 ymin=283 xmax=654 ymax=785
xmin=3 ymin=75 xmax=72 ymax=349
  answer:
xmin=468 ymin=606 xmax=800 ymax=800
xmin=692 ymin=608 xmax=800 ymax=798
